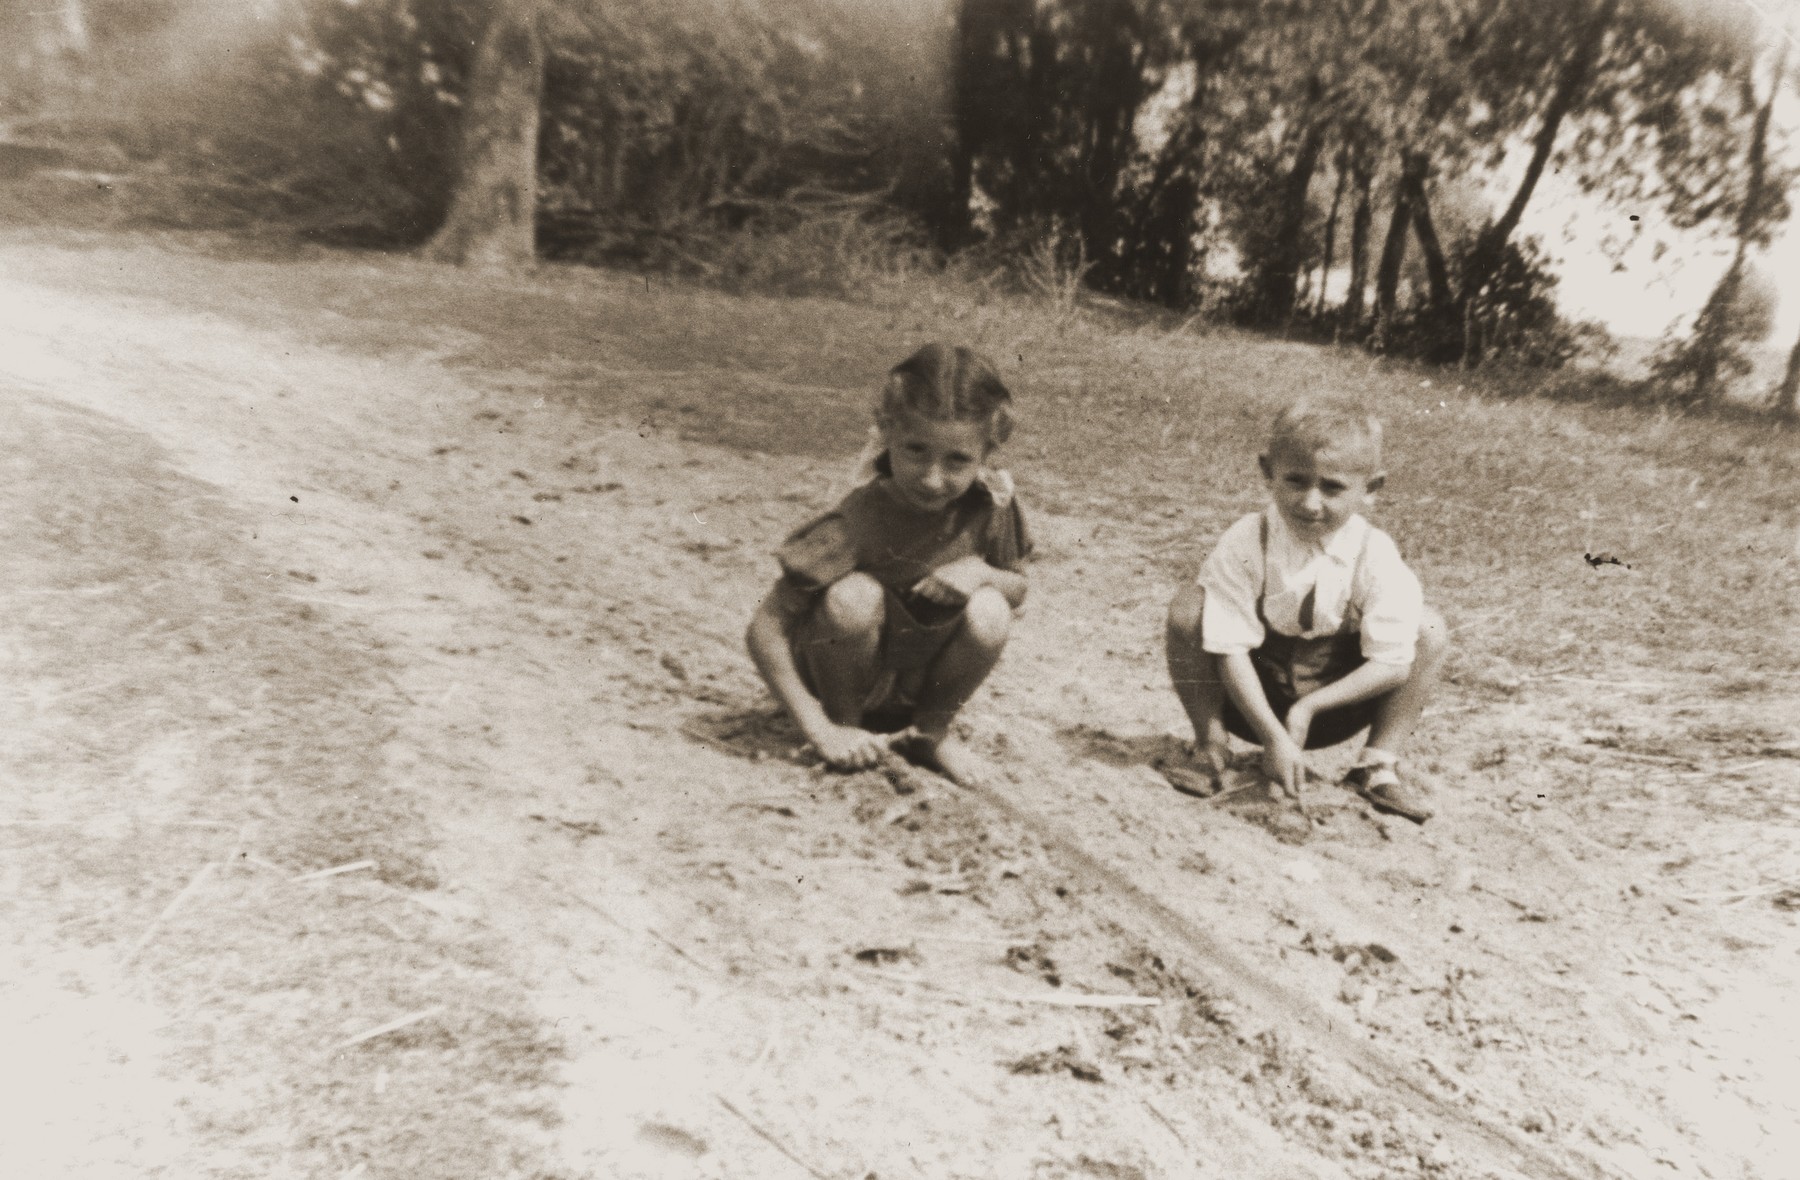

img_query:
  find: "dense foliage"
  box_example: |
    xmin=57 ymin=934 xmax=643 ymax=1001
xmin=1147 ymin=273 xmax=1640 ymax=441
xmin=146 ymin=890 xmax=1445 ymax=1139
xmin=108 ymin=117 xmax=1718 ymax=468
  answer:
xmin=2 ymin=0 xmax=1793 ymax=392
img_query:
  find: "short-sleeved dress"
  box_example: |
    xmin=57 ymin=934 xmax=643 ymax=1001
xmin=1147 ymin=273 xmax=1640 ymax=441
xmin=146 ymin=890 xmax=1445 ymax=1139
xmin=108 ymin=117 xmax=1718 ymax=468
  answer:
xmin=775 ymin=458 xmax=1032 ymax=728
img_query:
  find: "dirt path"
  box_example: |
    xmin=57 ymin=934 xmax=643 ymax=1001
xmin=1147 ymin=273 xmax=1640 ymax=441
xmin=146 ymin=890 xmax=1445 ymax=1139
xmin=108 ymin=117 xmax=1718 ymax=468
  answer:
xmin=4 ymin=228 xmax=1797 ymax=1179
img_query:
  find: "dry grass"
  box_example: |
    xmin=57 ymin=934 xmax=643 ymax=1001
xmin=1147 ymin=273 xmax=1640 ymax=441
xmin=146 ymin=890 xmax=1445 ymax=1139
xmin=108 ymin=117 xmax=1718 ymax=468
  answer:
xmin=18 ymin=226 xmax=1795 ymax=694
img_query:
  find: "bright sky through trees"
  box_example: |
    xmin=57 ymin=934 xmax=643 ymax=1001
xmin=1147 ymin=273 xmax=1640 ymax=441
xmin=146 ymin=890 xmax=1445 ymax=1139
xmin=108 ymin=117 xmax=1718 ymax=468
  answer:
xmin=1531 ymin=0 xmax=1800 ymax=343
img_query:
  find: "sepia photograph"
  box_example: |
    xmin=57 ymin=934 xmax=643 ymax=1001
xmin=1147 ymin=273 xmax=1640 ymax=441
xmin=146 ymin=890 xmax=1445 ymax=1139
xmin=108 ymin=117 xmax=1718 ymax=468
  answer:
xmin=2 ymin=1 xmax=1797 ymax=1176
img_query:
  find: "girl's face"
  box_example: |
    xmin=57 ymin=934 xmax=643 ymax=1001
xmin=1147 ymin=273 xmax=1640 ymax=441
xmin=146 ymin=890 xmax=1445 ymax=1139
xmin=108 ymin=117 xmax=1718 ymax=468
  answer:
xmin=879 ymin=413 xmax=992 ymax=513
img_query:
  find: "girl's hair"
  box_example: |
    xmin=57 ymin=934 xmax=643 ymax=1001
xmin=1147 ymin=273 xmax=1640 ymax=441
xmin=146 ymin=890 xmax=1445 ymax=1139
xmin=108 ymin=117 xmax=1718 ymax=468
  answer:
xmin=878 ymin=343 xmax=1015 ymax=446
xmin=1266 ymin=396 xmax=1383 ymax=469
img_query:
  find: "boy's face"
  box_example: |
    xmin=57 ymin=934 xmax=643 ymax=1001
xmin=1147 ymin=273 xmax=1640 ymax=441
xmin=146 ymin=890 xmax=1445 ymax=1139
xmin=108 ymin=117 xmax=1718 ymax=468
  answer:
xmin=1259 ymin=440 xmax=1384 ymax=543
xmin=880 ymin=413 xmax=991 ymax=513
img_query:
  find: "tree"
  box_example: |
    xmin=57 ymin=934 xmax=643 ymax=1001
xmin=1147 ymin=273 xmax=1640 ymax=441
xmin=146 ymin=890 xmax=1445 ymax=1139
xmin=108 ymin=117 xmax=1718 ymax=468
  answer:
xmin=1777 ymin=326 xmax=1800 ymax=420
xmin=1455 ymin=0 xmax=1622 ymax=317
xmin=425 ymin=0 xmax=546 ymax=269
xmin=1651 ymin=45 xmax=1788 ymax=405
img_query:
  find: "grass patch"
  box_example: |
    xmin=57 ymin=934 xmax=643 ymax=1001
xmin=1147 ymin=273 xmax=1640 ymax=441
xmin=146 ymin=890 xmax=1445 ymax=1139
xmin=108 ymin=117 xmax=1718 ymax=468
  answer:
xmin=12 ymin=229 xmax=1796 ymax=691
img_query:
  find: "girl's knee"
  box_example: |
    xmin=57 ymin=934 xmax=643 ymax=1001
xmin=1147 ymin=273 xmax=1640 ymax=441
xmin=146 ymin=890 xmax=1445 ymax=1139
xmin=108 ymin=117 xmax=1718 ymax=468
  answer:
xmin=962 ymin=587 xmax=1012 ymax=648
xmin=1167 ymin=583 xmax=1206 ymax=643
xmin=819 ymin=573 xmax=885 ymax=636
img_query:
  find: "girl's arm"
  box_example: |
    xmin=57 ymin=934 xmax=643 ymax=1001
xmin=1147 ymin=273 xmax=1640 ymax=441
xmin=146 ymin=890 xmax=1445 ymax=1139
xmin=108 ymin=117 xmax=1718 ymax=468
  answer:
xmin=746 ymin=582 xmax=889 ymax=768
xmin=914 ymin=556 xmax=1028 ymax=609
xmin=746 ymin=583 xmax=834 ymax=738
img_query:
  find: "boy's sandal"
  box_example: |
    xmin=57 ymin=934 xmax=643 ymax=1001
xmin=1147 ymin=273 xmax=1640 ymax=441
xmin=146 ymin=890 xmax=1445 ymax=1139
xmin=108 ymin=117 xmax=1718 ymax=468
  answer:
xmin=1154 ymin=750 xmax=1225 ymax=799
xmin=1344 ymin=762 xmax=1432 ymax=825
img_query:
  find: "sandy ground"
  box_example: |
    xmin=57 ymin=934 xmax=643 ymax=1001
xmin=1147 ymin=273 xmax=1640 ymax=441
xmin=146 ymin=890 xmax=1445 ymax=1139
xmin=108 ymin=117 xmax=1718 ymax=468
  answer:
xmin=3 ymin=227 xmax=1798 ymax=1179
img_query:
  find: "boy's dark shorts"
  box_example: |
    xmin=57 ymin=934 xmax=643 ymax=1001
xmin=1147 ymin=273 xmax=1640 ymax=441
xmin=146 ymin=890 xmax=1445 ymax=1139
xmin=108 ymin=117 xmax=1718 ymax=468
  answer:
xmin=1220 ymin=651 xmax=1390 ymax=750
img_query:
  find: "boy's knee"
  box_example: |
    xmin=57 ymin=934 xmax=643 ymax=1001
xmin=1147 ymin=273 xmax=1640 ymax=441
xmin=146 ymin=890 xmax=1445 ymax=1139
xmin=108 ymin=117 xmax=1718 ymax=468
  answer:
xmin=962 ymin=587 xmax=1012 ymax=648
xmin=819 ymin=573 xmax=885 ymax=636
xmin=1167 ymin=583 xmax=1206 ymax=645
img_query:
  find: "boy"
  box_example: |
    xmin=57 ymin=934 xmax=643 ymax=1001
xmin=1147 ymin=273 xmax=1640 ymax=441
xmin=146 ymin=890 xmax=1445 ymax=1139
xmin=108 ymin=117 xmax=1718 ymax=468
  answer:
xmin=1164 ymin=398 xmax=1447 ymax=823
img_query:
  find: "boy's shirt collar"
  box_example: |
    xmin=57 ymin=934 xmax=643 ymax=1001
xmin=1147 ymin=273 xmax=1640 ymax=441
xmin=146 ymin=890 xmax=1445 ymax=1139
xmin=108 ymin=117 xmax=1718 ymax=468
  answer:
xmin=1263 ymin=502 xmax=1366 ymax=564
xmin=849 ymin=429 xmax=1014 ymax=508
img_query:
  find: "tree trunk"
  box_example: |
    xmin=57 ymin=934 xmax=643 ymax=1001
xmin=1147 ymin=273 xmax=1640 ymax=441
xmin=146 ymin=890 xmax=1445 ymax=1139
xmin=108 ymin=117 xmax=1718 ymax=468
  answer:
xmin=1254 ymin=119 xmax=1328 ymax=324
xmin=1373 ymin=165 xmax=1413 ymax=340
xmin=1315 ymin=151 xmax=1347 ymax=319
xmin=1343 ymin=157 xmax=1373 ymax=327
xmin=425 ymin=0 xmax=545 ymax=270
xmin=1683 ymin=47 xmax=1785 ymax=405
xmin=1777 ymin=326 xmax=1800 ymax=419
xmin=1404 ymin=155 xmax=1452 ymax=312
xmin=945 ymin=0 xmax=1000 ymax=250
xmin=1459 ymin=0 xmax=1621 ymax=306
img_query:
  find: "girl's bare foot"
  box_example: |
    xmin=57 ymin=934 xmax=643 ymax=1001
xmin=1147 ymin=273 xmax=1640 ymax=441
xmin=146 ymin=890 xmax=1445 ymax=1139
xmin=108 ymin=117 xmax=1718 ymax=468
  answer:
xmin=891 ymin=730 xmax=986 ymax=787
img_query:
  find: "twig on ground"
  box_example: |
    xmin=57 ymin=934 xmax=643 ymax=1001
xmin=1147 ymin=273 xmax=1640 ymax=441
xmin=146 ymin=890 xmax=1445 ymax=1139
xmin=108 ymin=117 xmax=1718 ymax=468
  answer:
xmin=1208 ymin=778 xmax=1262 ymax=806
xmin=379 ymin=668 xmax=418 ymax=706
xmin=715 ymin=1094 xmax=832 ymax=1180
xmin=1565 ymin=742 xmax=1697 ymax=768
xmin=1549 ymin=674 xmax=1665 ymax=691
xmin=857 ymin=966 xmax=1158 ymax=1007
xmin=532 ymin=870 xmax=719 ymax=974
xmin=1142 ymin=1097 xmax=1191 ymax=1150
xmin=1008 ymin=991 xmax=1161 ymax=1009
xmin=331 ymin=1005 xmax=447 ymax=1051
xmin=291 ymin=859 xmax=377 ymax=883
xmin=123 ymin=861 xmax=219 ymax=967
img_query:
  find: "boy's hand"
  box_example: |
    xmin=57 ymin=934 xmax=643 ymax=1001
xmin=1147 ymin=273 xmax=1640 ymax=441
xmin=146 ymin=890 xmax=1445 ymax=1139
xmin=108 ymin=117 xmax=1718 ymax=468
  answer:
xmin=1262 ymin=734 xmax=1308 ymax=796
xmin=806 ymin=720 xmax=891 ymax=771
xmin=1284 ymin=701 xmax=1315 ymax=754
xmin=913 ymin=556 xmax=990 ymax=606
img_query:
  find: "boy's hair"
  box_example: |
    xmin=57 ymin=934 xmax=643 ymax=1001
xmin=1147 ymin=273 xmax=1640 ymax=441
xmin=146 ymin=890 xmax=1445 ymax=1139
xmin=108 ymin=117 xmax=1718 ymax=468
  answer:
xmin=1266 ymin=397 xmax=1383 ymax=469
xmin=878 ymin=343 xmax=1015 ymax=446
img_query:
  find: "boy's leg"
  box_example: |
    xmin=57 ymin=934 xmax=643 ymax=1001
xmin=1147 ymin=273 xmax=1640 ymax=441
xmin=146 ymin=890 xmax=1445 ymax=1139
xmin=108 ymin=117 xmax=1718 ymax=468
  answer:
xmin=901 ymin=587 xmax=1011 ymax=784
xmin=1349 ymin=605 xmax=1450 ymax=824
xmin=1165 ymin=584 xmax=1232 ymax=776
xmin=1362 ymin=605 xmax=1450 ymax=756
xmin=794 ymin=573 xmax=886 ymax=724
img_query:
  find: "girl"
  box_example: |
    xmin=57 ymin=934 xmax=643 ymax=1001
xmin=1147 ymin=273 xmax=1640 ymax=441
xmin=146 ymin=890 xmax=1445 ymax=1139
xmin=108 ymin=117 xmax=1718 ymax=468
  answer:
xmin=746 ymin=343 xmax=1031 ymax=785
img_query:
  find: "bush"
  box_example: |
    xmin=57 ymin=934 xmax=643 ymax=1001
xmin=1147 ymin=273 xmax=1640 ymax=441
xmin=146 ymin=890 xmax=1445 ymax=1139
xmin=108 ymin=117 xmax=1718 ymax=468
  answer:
xmin=1372 ymin=236 xmax=1611 ymax=370
xmin=545 ymin=198 xmax=938 ymax=301
xmin=1645 ymin=262 xmax=1777 ymax=407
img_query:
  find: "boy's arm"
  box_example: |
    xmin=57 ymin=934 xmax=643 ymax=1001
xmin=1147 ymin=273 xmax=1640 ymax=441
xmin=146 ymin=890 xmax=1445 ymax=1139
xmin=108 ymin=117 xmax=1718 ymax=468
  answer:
xmin=1292 ymin=660 xmax=1410 ymax=718
xmin=1219 ymin=651 xmax=1308 ymax=792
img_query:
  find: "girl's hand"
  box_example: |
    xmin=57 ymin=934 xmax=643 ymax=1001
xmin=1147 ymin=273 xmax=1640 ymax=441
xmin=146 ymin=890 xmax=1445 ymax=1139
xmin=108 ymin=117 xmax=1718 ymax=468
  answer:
xmin=807 ymin=721 xmax=890 ymax=772
xmin=1262 ymin=734 xmax=1308 ymax=796
xmin=913 ymin=557 xmax=989 ymax=606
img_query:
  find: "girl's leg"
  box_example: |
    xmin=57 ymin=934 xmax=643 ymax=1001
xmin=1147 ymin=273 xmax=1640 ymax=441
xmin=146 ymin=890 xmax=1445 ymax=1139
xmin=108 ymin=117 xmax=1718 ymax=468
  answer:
xmin=795 ymin=573 xmax=886 ymax=724
xmin=1363 ymin=605 xmax=1450 ymax=755
xmin=1165 ymin=584 xmax=1231 ymax=770
xmin=901 ymin=587 xmax=1011 ymax=783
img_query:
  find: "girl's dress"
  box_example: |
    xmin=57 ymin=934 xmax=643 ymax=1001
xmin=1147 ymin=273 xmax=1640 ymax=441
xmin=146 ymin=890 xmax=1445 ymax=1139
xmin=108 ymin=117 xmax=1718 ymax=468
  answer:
xmin=775 ymin=452 xmax=1031 ymax=728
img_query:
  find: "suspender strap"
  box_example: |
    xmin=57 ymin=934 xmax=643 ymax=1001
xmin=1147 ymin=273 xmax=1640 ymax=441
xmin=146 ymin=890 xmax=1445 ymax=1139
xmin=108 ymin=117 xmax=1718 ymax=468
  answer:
xmin=1255 ymin=514 xmax=1271 ymax=625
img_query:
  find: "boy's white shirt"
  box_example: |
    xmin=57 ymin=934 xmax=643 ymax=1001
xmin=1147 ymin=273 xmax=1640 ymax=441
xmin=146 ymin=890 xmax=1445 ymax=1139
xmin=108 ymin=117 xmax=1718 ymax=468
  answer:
xmin=1197 ymin=504 xmax=1422 ymax=665
xmin=846 ymin=428 xmax=1015 ymax=508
